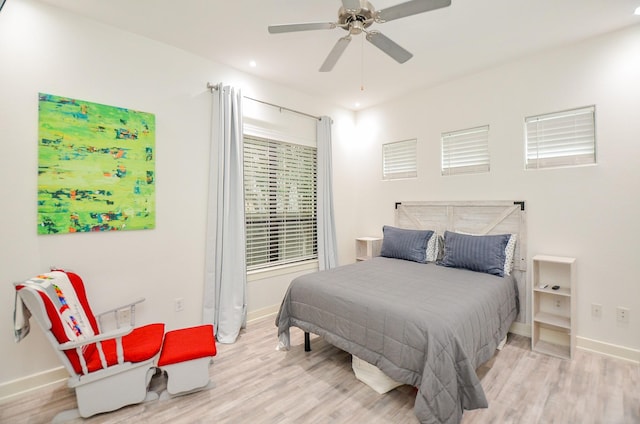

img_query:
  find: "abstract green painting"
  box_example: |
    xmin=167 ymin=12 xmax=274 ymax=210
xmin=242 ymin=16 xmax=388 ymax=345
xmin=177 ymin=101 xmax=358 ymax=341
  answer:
xmin=37 ymin=93 xmax=155 ymax=234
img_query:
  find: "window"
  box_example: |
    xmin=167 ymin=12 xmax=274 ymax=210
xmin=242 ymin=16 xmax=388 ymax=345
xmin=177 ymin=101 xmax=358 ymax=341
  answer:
xmin=243 ymin=135 xmax=317 ymax=270
xmin=382 ymin=139 xmax=417 ymax=180
xmin=441 ymin=125 xmax=490 ymax=176
xmin=525 ymin=106 xmax=596 ymax=169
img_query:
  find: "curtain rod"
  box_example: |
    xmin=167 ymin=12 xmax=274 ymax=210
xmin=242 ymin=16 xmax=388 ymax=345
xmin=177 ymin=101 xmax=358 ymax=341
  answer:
xmin=207 ymin=82 xmax=321 ymax=122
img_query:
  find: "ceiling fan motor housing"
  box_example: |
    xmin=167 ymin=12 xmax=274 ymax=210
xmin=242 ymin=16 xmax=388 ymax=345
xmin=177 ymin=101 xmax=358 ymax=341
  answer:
xmin=338 ymin=1 xmax=375 ymax=34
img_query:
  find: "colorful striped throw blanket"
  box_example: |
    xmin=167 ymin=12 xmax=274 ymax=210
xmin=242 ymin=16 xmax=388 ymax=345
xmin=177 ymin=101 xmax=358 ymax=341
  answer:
xmin=14 ymin=271 xmax=95 ymax=343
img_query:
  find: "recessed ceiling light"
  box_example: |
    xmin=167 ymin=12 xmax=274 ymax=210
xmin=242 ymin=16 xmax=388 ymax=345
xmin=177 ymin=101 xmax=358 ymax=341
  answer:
xmin=249 ymin=60 xmax=257 ymax=68
xmin=635 ymin=6 xmax=640 ymax=15
xmin=354 ymin=102 xmax=360 ymax=108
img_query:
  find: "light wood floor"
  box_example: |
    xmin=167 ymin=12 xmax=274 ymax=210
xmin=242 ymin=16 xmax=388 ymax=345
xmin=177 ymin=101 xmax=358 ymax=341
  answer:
xmin=1 ymin=315 xmax=638 ymax=424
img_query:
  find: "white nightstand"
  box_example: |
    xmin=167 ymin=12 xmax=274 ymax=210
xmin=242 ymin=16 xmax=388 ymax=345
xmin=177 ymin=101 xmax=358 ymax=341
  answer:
xmin=531 ymin=254 xmax=576 ymax=359
xmin=355 ymin=237 xmax=382 ymax=262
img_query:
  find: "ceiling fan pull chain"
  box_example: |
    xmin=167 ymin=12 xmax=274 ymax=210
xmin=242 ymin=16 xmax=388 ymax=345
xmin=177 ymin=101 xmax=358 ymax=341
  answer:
xmin=361 ymin=35 xmax=365 ymax=91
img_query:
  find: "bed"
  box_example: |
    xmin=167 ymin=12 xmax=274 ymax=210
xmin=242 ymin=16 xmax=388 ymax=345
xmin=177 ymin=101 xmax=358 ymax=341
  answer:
xmin=276 ymin=201 xmax=527 ymax=424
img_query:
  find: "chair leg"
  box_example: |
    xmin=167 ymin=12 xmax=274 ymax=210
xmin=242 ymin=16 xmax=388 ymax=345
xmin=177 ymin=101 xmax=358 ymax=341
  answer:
xmin=74 ymin=365 xmax=157 ymax=418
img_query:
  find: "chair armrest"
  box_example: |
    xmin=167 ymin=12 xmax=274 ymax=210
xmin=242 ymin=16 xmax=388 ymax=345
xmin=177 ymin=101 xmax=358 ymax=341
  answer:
xmin=95 ymin=297 xmax=145 ymax=318
xmin=57 ymin=326 xmax=134 ymax=374
xmin=95 ymin=297 xmax=145 ymax=329
xmin=56 ymin=325 xmax=134 ymax=351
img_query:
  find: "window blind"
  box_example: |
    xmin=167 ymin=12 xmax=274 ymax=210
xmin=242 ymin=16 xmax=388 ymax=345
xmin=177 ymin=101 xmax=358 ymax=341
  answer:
xmin=441 ymin=125 xmax=490 ymax=176
xmin=382 ymin=139 xmax=417 ymax=180
xmin=244 ymin=136 xmax=317 ymax=270
xmin=525 ymin=106 xmax=596 ymax=169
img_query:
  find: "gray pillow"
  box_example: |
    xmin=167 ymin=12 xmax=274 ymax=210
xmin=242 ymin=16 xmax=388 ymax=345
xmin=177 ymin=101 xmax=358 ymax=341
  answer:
xmin=440 ymin=231 xmax=510 ymax=277
xmin=380 ymin=226 xmax=434 ymax=264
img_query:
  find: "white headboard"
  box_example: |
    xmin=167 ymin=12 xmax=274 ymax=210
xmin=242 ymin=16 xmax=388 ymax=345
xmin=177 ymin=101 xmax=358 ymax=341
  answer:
xmin=395 ymin=200 xmax=528 ymax=325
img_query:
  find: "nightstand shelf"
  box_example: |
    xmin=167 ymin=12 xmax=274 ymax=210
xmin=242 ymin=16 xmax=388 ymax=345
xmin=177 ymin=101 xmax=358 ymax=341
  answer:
xmin=532 ymin=339 xmax=571 ymax=359
xmin=531 ymin=254 xmax=576 ymax=359
xmin=356 ymin=237 xmax=382 ymax=262
xmin=533 ymin=311 xmax=571 ymax=329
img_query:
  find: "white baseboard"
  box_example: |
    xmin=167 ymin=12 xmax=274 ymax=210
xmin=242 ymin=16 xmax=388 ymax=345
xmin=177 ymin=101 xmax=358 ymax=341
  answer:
xmin=509 ymin=321 xmax=531 ymax=337
xmin=509 ymin=323 xmax=638 ymax=363
xmin=576 ymin=336 xmax=640 ymax=364
xmin=0 ymin=366 xmax=68 ymax=404
xmin=247 ymin=305 xmax=279 ymax=323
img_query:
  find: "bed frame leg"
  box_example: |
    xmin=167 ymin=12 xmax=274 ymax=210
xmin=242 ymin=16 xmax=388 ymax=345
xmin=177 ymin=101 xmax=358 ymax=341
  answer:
xmin=304 ymin=332 xmax=311 ymax=352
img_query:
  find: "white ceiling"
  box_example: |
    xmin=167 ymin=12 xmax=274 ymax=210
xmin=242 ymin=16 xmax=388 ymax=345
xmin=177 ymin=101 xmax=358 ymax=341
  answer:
xmin=37 ymin=0 xmax=640 ymax=110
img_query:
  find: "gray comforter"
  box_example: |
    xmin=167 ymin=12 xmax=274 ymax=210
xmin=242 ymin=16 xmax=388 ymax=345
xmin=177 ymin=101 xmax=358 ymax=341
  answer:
xmin=276 ymin=257 xmax=518 ymax=424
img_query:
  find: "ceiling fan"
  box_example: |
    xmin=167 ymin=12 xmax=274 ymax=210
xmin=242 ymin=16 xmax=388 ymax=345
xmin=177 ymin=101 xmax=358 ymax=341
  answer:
xmin=268 ymin=0 xmax=451 ymax=72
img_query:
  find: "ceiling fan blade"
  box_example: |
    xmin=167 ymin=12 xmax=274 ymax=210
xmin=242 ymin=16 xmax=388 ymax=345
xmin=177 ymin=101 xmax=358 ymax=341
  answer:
xmin=319 ymin=36 xmax=352 ymax=72
xmin=377 ymin=0 xmax=451 ymax=22
xmin=366 ymin=31 xmax=413 ymax=64
xmin=268 ymin=22 xmax=336 ymax=34
xmin=341 ymin=0 xmax=361 ymax=11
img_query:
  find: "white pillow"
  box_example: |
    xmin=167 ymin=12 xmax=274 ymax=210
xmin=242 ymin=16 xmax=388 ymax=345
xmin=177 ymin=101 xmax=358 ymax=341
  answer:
xmin=426 ymin=232 xmax=439 ymax=262
xmin=504 ymin=234 xmax=517 ymax=276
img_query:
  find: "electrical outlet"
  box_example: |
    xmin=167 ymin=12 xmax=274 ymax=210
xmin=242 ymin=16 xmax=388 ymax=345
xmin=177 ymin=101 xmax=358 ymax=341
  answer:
xmin=555 ymin=299 xmax=562 ymax=308
xmin=616 ymin=307 xmax=629 ymax=323
xmin=174 ymin=297 xmax=184 ymax=312
xmin=591 ymin=303 xmax=602 ymax=318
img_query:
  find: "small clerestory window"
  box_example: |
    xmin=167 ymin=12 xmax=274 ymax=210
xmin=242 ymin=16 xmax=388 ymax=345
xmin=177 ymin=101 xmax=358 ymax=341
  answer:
xmin=525 ymin=105 xmax=596 ymax=170
xmin=441 ymin=125 xmax=490 ymax=176
xmin=382 ymin=139 xmax=417 ymax=180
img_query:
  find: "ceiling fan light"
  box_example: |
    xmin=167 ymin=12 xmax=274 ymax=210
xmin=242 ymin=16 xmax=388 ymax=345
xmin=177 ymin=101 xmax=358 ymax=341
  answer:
xmin=349 ymin=20 xmax=365 ymax=34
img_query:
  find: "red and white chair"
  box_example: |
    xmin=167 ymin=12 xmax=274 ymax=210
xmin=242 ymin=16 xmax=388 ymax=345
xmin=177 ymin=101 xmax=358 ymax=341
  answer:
xmin=14 ymin=269 xmax=215 ymax=421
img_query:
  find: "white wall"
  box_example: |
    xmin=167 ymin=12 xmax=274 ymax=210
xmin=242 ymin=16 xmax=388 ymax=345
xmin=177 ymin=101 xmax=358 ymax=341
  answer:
xmin=353 ymin=24 xmax=640 ymax=355
xmin=0 ymin=0 xmax=356 ymax=393
xmin=2 ymin=0 xmax=638 ymax=399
